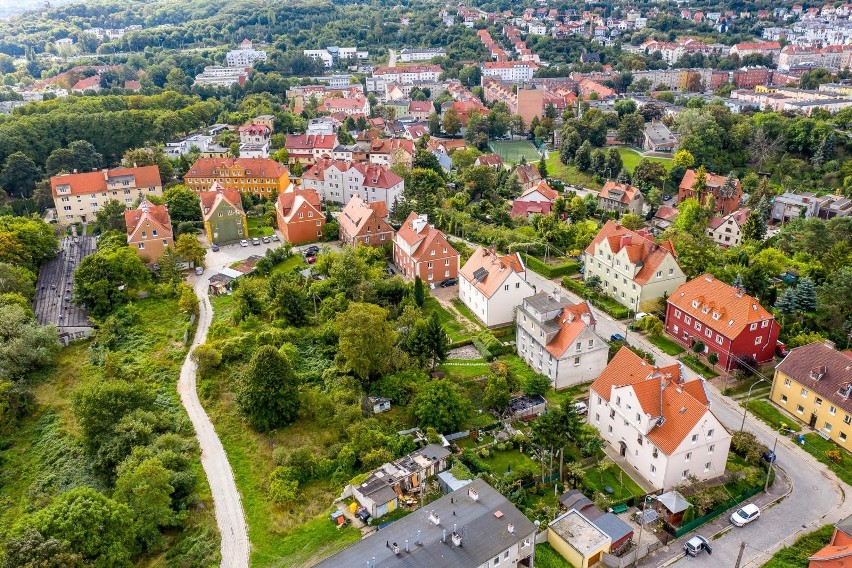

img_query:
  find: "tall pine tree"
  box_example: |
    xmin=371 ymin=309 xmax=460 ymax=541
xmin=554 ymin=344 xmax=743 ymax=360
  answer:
xmin=794 ymin=277 xmax=818 ymax=312
xmin=775 ymin=288 xmax=797 ymax=323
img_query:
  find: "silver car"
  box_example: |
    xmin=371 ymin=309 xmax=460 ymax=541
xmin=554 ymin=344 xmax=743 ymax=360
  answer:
xmin=683 ymin=535 xmax=712 ymax=557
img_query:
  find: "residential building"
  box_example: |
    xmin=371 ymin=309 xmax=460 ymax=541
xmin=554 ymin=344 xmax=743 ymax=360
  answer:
xmin=548 ymin=510 xmax=610 ymax=568
xmin=557 ymin=490 xmax=634 ymax=554
xmin=642 ymin=121 xmax=678 ymax=152
xmin=589 ymin=346 xmax=732 ymax=490
xmin=816 ymin=193 xmax=852 ymax=219
xmin=399 ymin=47 xmax=447 ymax=62
xmin=459 ymin=247 xmax=535 ymax=327
xmin=475 ymin=153 xmax=504 ymax=169
xmin=284 ymin=133 xmax=338 ymax=164
xmin=598 ymin=181 xmax=644 ymax=216
xmin=808 ymin=513 xmax=852 ymax=567
xmin=665 ymin=274 xmax=780 ymax=371
xmin=183 ymin=157 xmax=290 ymax=197
xmin=481 ymin=61 xmax=537 ymax=83
xmin=276 ymin=188 xmax=325 ymax=245
xmin=408 ymin=100 xmax=432 ymax=121
xmin=678 ymin=169 xmax=742 ymax=215
xmin=515 ymin=163 xmax=543 ymax=191
xmin=511 ymin=179 xmax=558 ymax=217
xmin=317 ymin=479 xmax=536 ymax=568
xmin=769 ymin=342 xmax=852 ymax=450
xmin=515 ymin=292 xmax=610 ymax=390
xmin=303 ymin=46 xmax=368 ymax=68
xmin=337 ymin=194 xmax=394 ymax=247
xmin=199 ymin=183 xmax=248 ymax=244
xmin=583 ymin=221 xmax=686 ymax=312
xmin=730 ymin=41 xmax=782 ymax=61
xmin=652 ymin=205 xmax=679 ymax=232
xmin=226 ymin=39 xmax=267 ymax=67
xmin=367 ymin=65 xmax=442 ymax=92
xmin=71 ymin=75 xmax=101 ymax=93
xmin=707 ymin=208 xmax=750 ymax=247
xmin=393 ymin=212 xmax=459 ymax=284
xmin=51 ymin=165 xmax=163 ymax=225
xmin=238 ymin=123 xmax=271 ymax=145
xmin=770 ymin=191 xmax=821 ymax=222
xmin=164 ymin=132 xmax=215 ymax=158
xmin=300 ymin=159 xmax=404 ymax=209
xmin=347 ymin=444 xmax=451 ymax=518
xmin=124 ymin=198 xmax=174 ymax=262
xmin=318 ymin=95 xmax=370 ymax=116
xmin=193 ymin=66 xmax=249 ymax=87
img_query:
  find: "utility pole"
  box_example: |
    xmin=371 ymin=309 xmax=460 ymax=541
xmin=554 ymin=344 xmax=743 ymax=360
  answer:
xmin=734 ymin=541 xmax=746 ymax=568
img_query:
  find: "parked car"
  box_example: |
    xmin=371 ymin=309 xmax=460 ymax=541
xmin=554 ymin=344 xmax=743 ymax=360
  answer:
xmin=304 ymin=245 xmax=320 ymax=256
xmin=240 ymin=239 xmax=249 ymax=247
xmin=776 ymin=342 xmax=789 ymax=358
xmin=762 ymin=449 xmax=777 ymax=463
xmin=664 ymin=194 xmax=673 ymax=201
xmin=730 ymin=504 xmax=760 ymax=527
xmin=386 ymin=267 xmax=395 ymax=276
xmin=571 ymin=401 xmax=588 ymax=415
xmin=306 ymin=255 xmax=317 ymax=264
xmin=354 ymin=507 xmax=370 ymax=523
xmin=271 ymin=234 xmax=280 ymax=242
xmin=610 ymin=333 xmax=625 ymax=342
xmin=634 ymin=312 xmax=651 ymax=321
xmin=262 ymin=236 xmax=271 ymax=244
xmin=439 ymin=278 xmax=457 ymax=287
xmin=683 ymin=535 xmax=712 ymax=557
xmin=211 ymin=243 xmax=220 ymax=252
xmin=251 ymin=237 xmax=261 ymax=245
xmin=195 ymin=266 xmax=204 ymax=276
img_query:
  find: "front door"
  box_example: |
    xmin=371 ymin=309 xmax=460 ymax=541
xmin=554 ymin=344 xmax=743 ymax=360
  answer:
xmin=619 ymin=441 xmax=627 ymax=457
xmin=810 ymin=413 xmax=818 ymax=428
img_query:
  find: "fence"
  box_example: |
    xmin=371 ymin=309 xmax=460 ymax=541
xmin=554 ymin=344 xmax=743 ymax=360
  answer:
xmin=444 ymin=430 xmax=471 ymax=442
xmin=672 ymin=484 xmax=764 ymax=537
xmin=602 ymin=541 xmax=663 ymax=568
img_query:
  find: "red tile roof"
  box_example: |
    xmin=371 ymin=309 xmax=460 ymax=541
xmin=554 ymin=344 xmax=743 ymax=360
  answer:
xmin=667 ymin=274 xmax=773 ymax=339
xmin=72 ymin=75 xmax=101 ymax=90
xmin=511 ymin=200 xmax=553 ymax=217
xmin=521 ymin=180 xmax=559 ymax=201
xmin=277 ymin=188 xmax=322 ymax=223
xmin=776 ymin=342 xmax=852 ymax=415
xmin=51 ymin=165 xmax=162 ymax=197
xmin=709 ymin=207 xmax=750 ymax=230
xmin=284 ymin=134 xmax=338 ymax=151
xmin=338 ymin=195 xmax=394 ymax=240
xmin=185 ymin=158 xmax=288 ymax=179
xmin=545 ymin=302 xmax=597 ymax=358
xmin=515 ymin=163 xmax=542 ymax=186
xmin=585 ymin=221 xmax=679 ymax=285
xmin=199 ymin=183 xmax=245 ymax=221
xmin=459 ymin=247 xmax=525 ymax=299
xmin=396 ymin=212 xmax=458 ymax=262
xmin=124 ymin=198 xmax=173 ymax=239
xmin=600 ymin=181 xmax=640 ymax=205
xmin=302 ymin=159 xmax=404 ymax=189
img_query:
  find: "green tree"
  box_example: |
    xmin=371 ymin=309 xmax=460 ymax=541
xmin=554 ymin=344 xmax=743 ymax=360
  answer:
xmin=672 ymin=150 xmax=695 ymax=169
xmin=483 ymin=373 xmax=511 ymax=413
xmin=0 ymin=304 xmax=59 ymax=380
xmin=157 ymin=247 xmax=182 ymax=285
xmin=0 ymin=152 xmax=40 ymax=198
xmin=268 ymin=274 xmax=310 ymax=325
xmin=114 ymin=458 xmax=178 ymax=552
xmin=522 ymin=372 xmax=551 ymax=397
xmin=72 ymin=380 xmax=156 ymax=455
xmin=1 ymin=528 xmax=83 ymax=568
xmin=538 ymin=156 xmax=548 ymax=179
xmin=413 ymin=379 xmax=467 ymax=432
xmin=617 ymin=112 xmax=645 ymax=146
xmin=742 ymin=211 xmax=766 ymax=241
xmin=0 ymin=215 xmax=58 ymax=272
xmin=175 ymin=233 xmax=205 ymax=267
xmin=427 ymin=112 xmax=441 ymax=137
xmin=162 ymin=186 xmax=201 ymax=225
xmin=413 ymin=276 xmax=425 ymax=307
xmin=406 ymin=312 xmax=449 ymax=370
xmin=794 ymin=277 xmax=817 ymax=313
xmin=336 ymin=302 xmax=396 ymax=387
xmin=574 ymin=141 xmax=592 ymax=171
xmin=46 ymin=140 xmax=104 ymax=176
xmin=237 ymin=345 xmax=300 ymax=431
xmin=122 ymin=147 xmax=174 ymax=184
xmin=94 ymin=199 xmax=128 ymax=234
xmin=442 ymin=108 xmax=461 ymax=136
xmin=619 ymin=213 xmax=644 ymax=230
xmin=22 ymin=487 xmax=135 ymax=567
xmin=191 ymin=343 xmax=222 ymax=376
xmin=74 ymin=247 xmax=150 ymax=317
xmin=775 ymin=288 xmax=797 ymax=323
xmin=0 ymin=262 xmax=36 ymax=299
xmin=604 ymin=148 xmax=623 ymax=179
xmin=406 ymin=168 xmax=444 ymax=215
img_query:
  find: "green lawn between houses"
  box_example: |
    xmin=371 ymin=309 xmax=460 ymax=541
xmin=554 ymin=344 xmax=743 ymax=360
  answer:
xmin=616 ymin=147 xmax=673 ymax=173
xmin=247 ymin=217 xmax=274 ymax=237
xmin=545 ymin=152 xmax=602 ymax=190
xmin=648 ymin=334 xmax=685 ymax=356
xmin=763 ymin=524 xmax=834 ymax=568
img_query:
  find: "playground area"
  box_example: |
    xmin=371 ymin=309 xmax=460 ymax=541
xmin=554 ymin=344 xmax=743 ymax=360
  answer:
xmin=489 ymin=140 xmax=542 ymax=164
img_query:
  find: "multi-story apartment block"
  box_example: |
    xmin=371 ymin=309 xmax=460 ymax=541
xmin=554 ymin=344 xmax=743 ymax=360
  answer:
xmin=238 ymin=123 xmax=271 ymax=145
xmin=730 ymin=41 xmax=782 ymax=61
xmin=193 ymin=66 xmax=249 ymax=87
xmin=303 ymin=46 xmax=368 ymax=68
xmin=318 ymin=95 xmax=370 ymax=116
xmin=590 ymin=346 xmax=731 ymax=491
xmin=769 ymin=342 xmax=852 ymax=451
xmin=124 ymin=198 xmax=174 ymax=262
xmin=225 ymin=39 xmax=267 ymax=68
xmin=706 ymin=208 xmax=750 ymax=247
xmin=300 ymin=159 xmax=404 ymax=209
xmin=199 ymin=183 xmax=248 ymax=244
xmin=399 ymin=47 xmax=447 ymax=62
xmin=678 ymin=169 xmax=742 ymax=215
xmin=393 ymin=212 xmax=459 ymax=283
xmin=183 ymin=158 xmax=290 ymax=197
xmin=516 ymin=293 xmax=609 ymax=390
xmin=481 ymin=61 xmax=537 ymax=82
xmin=337 ymin=195 xmax=394 ymax=247
xmin=276 ymin=188 xmax=325 ymax=245
xmin=598 ymin=181 xmax=644 ymax=216
xmin=459 ymin=247 xmax=535 ymax=328
xmin=51 ymin=165 xmax=163 ymax=225
xmin=366 ymin=65 xmax=442 ymax=92
xmin=583 ymin=221 xmax=686 ymax=312
xmin=284 ymin=133 xmax=339 ymax=164
xmin=665 ymin=274 xmax=780 ymax=371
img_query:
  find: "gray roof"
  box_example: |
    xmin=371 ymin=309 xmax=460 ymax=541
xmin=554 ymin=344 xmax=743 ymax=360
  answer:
xmin=437 ymin=471 xmax=473 ymax=493
xmin=657 ymin=490 xmax=690 ymax=514
xmin=360 ymin=474 xmax=401 ymax=504
xmin=523 ymin=291 xmax=570 ymax=314
xmin=508 ymin=395 xmax=547 ymax=414
xmin=591 ymin=512 xmax=633 ymax=543
xmin=644 ymin=121 xmax=677 ymax=147
xmin=836 ymin=512 xmax=852 ymax=537
xmin=316 ymin=479 xmax=536 ymax=567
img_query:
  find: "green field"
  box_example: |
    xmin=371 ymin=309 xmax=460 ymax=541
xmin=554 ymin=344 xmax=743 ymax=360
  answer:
xmin=489 ymin=140 xmax=542 ymax=164
xmin=545 ymin=152 xmax=602 ymax=189
xmin=616 ymin=147 xmax=673 ymax=173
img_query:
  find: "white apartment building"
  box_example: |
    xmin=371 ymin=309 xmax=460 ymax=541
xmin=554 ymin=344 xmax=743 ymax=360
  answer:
xmin=459 ymin=248 xmax=535 ymax=327
xmin=399 ymin=47 xmax=447 ymax=62
xmin=304 ymin=47 xmax=368 ymax=68
xmin=481 ymin=61 xmax=537 ymax=83
xmin=515 ymin=293 xmax=610 ymax=390
xmin=706 ymin=208 xmax=750 ymax=248
xmin=193 ymin=66 xmax=249 ymax=87
xmin=226 ymin=39 xmax=268 ymax=67
xmin=164 ymin=133 xmax=214 ymax=158
xmin=590 ymin=347 xmax=731 ymax=490
xmin=300 ymin=159 xmax=404 ymax=209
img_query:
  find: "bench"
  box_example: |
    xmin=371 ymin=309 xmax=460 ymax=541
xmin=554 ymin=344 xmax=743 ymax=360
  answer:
xmin=612 ymin=504 xmax=628 ymax=514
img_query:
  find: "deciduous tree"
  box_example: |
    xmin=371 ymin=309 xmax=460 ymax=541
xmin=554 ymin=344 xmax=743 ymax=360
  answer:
xmin=237 ymin=345 xmax=300 ymax=431
xmin=336 ymin=303 xmax=396 ymax=387
xmin=413 ymin=379 xmax=467 ymax=432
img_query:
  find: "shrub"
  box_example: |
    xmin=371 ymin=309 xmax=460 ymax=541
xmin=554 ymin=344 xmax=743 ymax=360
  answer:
xmin=827 ymin=450 xmax=842 ymax=464
xmin=522 ymin=254 xmax=579 ymax=278
xmin=268 ymin=466 xmax=299 ymax=503
xmin=472 ymin=337 xmax=494 ymax=361
xmin=731 ymin=430 xmax=768 ymax=464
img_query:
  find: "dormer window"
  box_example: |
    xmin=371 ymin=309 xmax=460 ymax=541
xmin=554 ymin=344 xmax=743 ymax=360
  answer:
xmin=702 ymin=307 xmax=710 ymax=314
xmin=712 ymin=312 xmax=721 ymax=320
xmin=691 ymin=300 xmax=699 ymax=308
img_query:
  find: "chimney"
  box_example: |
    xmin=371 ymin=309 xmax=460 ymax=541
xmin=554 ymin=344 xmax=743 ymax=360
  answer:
xmin=429 ymin=512 xmax=441 ymax=526
xmin=581 ymin=312 xmax=591 ymax=325
xmin=620 ymin=234 xmax=632 ymax=249
xmin=468 ymin=488 xmax=479 ymax=501
xmin=508 ymin=523 xmax=515 ymax=534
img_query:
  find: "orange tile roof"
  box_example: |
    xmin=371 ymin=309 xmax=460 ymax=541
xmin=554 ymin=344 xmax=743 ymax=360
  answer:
xmin=545 ymin=302 xmax=596 ymax=358
xmin=459 ymin=247 xmax=525 ymax=299
xmin=51 ymin=165 xmax=162 ymax=197
xmin=667 ymin=274 xmax=774 ymax=339
xmin=338 ymin=195 xmax=394 ymax=239
xmin=515 ymin=163 xmax=541 ymax=186
xmin=808 ymin=544 xmax=852 ymax=562
xmin=124 ymin=198 xmax=173 ymax=239
xmin=396 ymin=211 xmax=458 ymax=262
xmin=585 ymin=221 xmax=679 ymax=285
xmin=185 ymin=157 xmax=289 ymax=179
xmin=600 ymin=181 xmax=640 ymax=205
xmin=199 ymin=183 xmax=245 ymax=221
xmin=521 ymin=180 xmax=559 ymax=201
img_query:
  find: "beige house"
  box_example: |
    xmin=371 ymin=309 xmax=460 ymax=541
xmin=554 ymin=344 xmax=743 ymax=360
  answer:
xmin=548 ymin=510 xmax=610 ymax=568
xmin=707 ymin=208 xmax=750 ymax=248
xmin=583 ymin=221 xmax=686 ymax=312
xmin=598 ymin=181 xmax=644 ymax=216
xmin=51 ymin=166 xmax=163 ymax=225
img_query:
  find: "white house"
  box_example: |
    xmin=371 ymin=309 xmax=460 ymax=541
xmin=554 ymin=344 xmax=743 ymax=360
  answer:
xmin=226 ymin=39 xmax=268 ymax=67
xmin=459 ymin=248 xmax=535 ymax=327
xmin=706 ymin=208 xmax=750 ymax=248
xmin=300 ymin=159 xmax=404 ymax=210
xmin=515 ymin=293 xmax=610 ymax=390
xmin=481 ymin=61 xmax=537 ymax=83
xmin=589 ymin=347 xmax=731 ymax=490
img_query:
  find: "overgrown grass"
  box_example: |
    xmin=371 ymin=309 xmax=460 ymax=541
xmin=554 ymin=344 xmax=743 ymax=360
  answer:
xmin=438 ymin=361 xmax=491 ymax=380
xmin=522 ymin=253 xmax=580 ymax=279
xmin=616 ymin=147 xmax=673 ymax=173
xmin=800 ymin=434 xmax=852 ymax=487
xmin=544 ymin=381 xmax=592 ymax=407
xmin=561 ymin=276 xmax=630 ymax=319
xmin=535 ymin=542 xmax=573 ymax=568
xmin=546 ymin=152 xmax=602 ymax=190
xmin=648 ymin=334 xmax=685 ymax=355
xmin=423 ymin=296 xmax=473 ymax=343
xmin=247 ymin=217 xmax=274 ymax=237
xmin=271 ymin=253 xmax=306 ymax=276
xmin=743 ymin=399 xmax=796 ymax=431
xmin=451 ymin=298 xmax=485 ymax=329
xmin=680 ymin=354 xmax=719 ymax=378
xmin=762 ymin=524 xmax=834 ymax=568
xmin=583 ymin=463 xmax=646 ymax=503
xmin=482 ymin=449 xmax=540 ymax=477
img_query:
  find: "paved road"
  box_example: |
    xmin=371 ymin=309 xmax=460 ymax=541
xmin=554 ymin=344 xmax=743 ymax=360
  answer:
xmin=519 ymin=269 xmax=852 ymax=566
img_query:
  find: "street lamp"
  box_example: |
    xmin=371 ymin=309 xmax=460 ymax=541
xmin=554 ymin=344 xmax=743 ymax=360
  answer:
xmin=739 ymin=377 xmax=770 ymax=431
xmin=633 ymin=494 xmax=656 ymax=567
xmin=765 ymin=427 xmax=795 ymax=492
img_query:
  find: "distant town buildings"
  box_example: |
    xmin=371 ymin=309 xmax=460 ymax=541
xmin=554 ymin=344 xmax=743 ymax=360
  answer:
xmin=193 ymin=66 xmax=250 ymax=87
xmin=226 ymin=39 xmax=267 ymax=68
xmin=399 ymin=47 xmax=447 ymax=62
xmin=303 ymin=46 xmax=368 ymax=68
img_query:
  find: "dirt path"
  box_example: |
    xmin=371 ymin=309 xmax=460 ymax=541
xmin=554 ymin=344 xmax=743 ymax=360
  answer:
xmin=177 ymin=275 xmax=250 ymax=567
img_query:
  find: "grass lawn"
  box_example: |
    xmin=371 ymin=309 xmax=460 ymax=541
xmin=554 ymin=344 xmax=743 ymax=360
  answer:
xmin=725 ymin=375 xmax=772 ymax=397
xmin=680 ymin=354 xmax=719 ymax=378
xmin=423 ymin=296 xmax=473 ymax=343
xmin=271 ymin=253 xmax=306 ymax=276
xmin=648 ymin=334 xmax=685 ymax=356
xmin=616 ymin=147 xmax=673 ymax=173
xmin=801 ymin=434 xmax=852 ymax=487
xmin=535 ymin=543 xmax=573 ymax=568
xmin=544 ymin=381 xmax=592 ymax=408
xmin=545 ymin=152 xmax=602 ymax=190
xmin=742 ymin=399 xmax=797 ymax=431
xmin=482 ymin=449 xmax=540 ymax=478
xmin=583 ymin=463 xmax=646 ymax=503
xmin=247 ymin=217 xmax=274 ymax=237
xmin=489 ymin=139 xmax=542 ymax=164
xmin=451 ymin=298 xmax=485 ymax=330
xmin=502 ymin=354 xmax=547 ymax=387
xmin=763 ymin=524 xmax=834 ymax=568
xmin=438 ymin=361 xmax=491 ymax=380
xmin=210 ymin=293 xmax=235 ymax=324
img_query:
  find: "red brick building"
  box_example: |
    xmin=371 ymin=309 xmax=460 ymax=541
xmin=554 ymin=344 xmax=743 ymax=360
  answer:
xmin=393 ymin=212 xmax=459 ymax=284
xmin=338 ymin=195 xmax=394 ymax=247
xmin=276 ymin=188 xmax=325 ymax=245
xmin=665 ymin=274 xmax=780 ymax=371
xmin=678 ymin=169 xmax=742 ymax=215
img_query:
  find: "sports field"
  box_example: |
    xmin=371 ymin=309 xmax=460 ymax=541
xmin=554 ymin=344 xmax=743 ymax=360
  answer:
xmin=489 ymin=140 xmax=542 ymax=164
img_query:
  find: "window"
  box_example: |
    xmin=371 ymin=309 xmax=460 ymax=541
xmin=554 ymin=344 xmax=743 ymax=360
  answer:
xmin=588 ymin=340 xmax=594 ymax=348
xmin=595 ymin=413 xmax=600 ymax=423
xmin=785 ymin=378 xmax=792 ymax=387
xmin=652 ymin=448 xmax=658 ymax=458
xmin=707 ymin=429 xmax=714 ymax=438
xmin=781 ymin=394 xmax=788 ymax=403
xmin=316 ymin=220 xmax=321 ymax=226
xmin=844 ymin=415 xmax=851 ymax=425
xmin=842 ymin=433 xmax=848 ymax=442
xmin=675 ymin=309 xmax=682 ymax=318
xmin=825 ymin=422 xmax=833 ymax=432
xmin=801 ymin=388 xmax=808 ymax=397
xmin=762 ymin=320 xmax=769 ymax=328
xmin=750 ymin=323 xmax=757 ymax=331
xmin=522 ymin=538 xmax=530 ymax=548
xmin=691 ymin=434 xmax=697 ymax=443
xmin=705 ymin=328 xmax=712 ymax=338
xmin=709 ymin=444 xmax=715 ymax=453
xmin=608 ymin=425 xmax=613 ymax=434
xmin=829 ymin=405 xmax=836 ymax=415
xmin=574 ymin=357 xmax=580 ymax=366
xmin=504 ymin=551 xmax=509 ymax=559
xmin=152 ymin=230 xmax=158 ymax=237
xmin=682 ymin=470 xmax=689 ymax=479
xmin=673 ymin=325 xmax=679 ymax=334
xmin=504 ymin=285 xmax=509 ymax=291
xmin=669 ymin=268 xmax=674 ymax=275
xmin=637 ymin=413 xmax=641 ymax=422
xmin=797 ymin=405 xmax=804 ymax=414
xmin=616 ymin=396 xmax=621 ymax=406
xmin=716 ymin=335 xmax=723 ymax=345
xmin=137 ymin=243 xmax=145 ymax=249
xmin=695 ymin=322 xmax=702 ymax=331
xmin=493 ymin=556 xmax=500 ymax=566
xmin=816 ymin=398 xmax=823 ymax=407
xmin=684 ymin=316 xmax=691 ymax=325
xmin=650 ymin=464 xmax=656 ymax=474
xmin=755 ymin=336 xmax=762 ymax=345
xmin=609 ymin=409 xmax=615 ymax=419
xmin=685 ymin=452 xmax=691 ymax=462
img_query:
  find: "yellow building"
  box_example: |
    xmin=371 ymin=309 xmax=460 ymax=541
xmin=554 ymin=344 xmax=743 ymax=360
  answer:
xmin=769 ymin=341 xmax=852 ymax=451
xmin=183 ymin=157 xmax=290 ymax=198
xmin=548 ymin=510 xmax=611 ymax=568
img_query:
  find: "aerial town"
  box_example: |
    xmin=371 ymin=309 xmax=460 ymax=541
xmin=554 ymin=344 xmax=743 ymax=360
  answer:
xmin=0 ymin=0 xmax=851 ymax=567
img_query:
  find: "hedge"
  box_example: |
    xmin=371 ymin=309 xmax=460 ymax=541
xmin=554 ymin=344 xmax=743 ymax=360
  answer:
xmin=523 ymin=253 xmax=579 ymax=278
xmin=561 ymin=277 xmax=630 ymax=319
xmin=472 ymin=337 xmax=494 ymax=361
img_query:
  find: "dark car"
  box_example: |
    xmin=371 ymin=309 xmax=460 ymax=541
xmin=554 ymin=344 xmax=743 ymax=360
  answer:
xmin=683 ymin=535 xmax=712 ymax=557
xmin=355 ymin=507 xmax=370 ymax=523
xmin=610 ymin=333 xmax=625 ymax=342
xmin=304 ymin=245 xmax=320 ymax=256
xmin=439 ymin=278 xmax=457 ymax=287
xmin=211 ymin=243 xmax=220 ymax=252
xmin=762 ymin=449 xmax=777 ymax=463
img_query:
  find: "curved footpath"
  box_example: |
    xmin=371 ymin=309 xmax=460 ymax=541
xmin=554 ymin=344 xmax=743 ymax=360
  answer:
xmin=177 ymin=274 xmax=250 ymax=567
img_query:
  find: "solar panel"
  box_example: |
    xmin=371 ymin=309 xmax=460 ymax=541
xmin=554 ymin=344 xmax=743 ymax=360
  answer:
xmin=473 ymin=267 xmax=488 ymax=282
